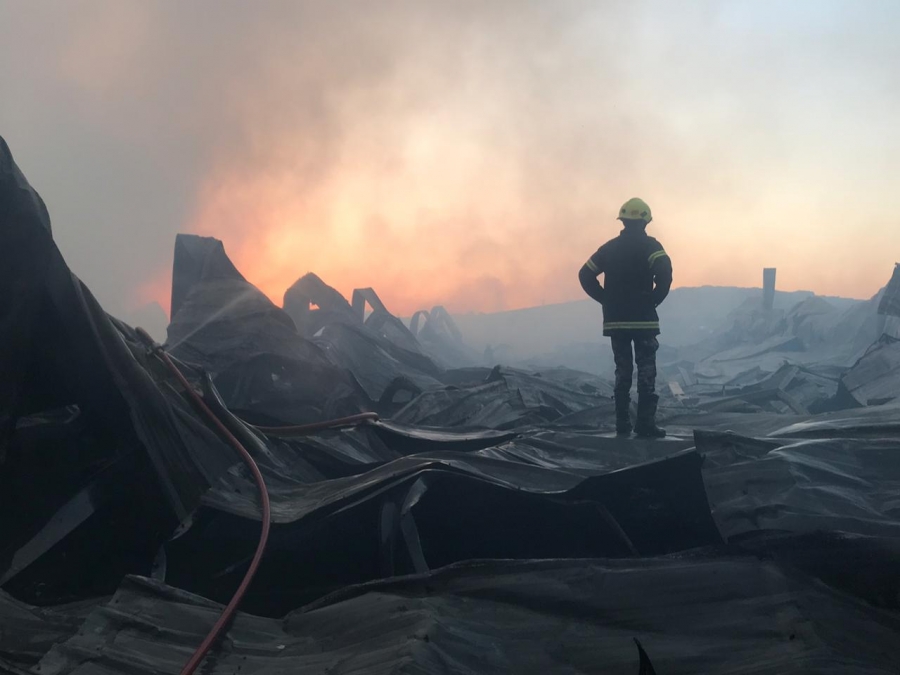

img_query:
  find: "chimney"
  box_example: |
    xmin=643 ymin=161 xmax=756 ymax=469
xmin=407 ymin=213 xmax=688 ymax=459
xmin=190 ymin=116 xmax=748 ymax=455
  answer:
xmin=763 ymin=268 xmax=776 ymax=311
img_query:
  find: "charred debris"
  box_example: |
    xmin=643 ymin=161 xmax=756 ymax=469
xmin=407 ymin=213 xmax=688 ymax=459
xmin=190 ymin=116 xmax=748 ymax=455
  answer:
xmin=2 ymin=135 xmax=900 ymax=673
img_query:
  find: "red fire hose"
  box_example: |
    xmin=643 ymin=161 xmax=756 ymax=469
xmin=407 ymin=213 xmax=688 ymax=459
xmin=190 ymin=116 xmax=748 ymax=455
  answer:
xmin=134 ymin=328 xmax=379 ymax=675
xmin=136 ymin=328 xmax=271 ymax=675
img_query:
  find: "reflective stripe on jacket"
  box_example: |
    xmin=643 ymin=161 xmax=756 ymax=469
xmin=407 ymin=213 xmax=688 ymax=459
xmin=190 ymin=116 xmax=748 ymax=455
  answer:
xmin=580 ymin=228 xmax=673 ymax=337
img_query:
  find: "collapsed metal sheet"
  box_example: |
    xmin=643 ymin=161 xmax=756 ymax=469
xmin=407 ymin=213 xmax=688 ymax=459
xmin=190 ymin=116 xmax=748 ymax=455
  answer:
xmin=281 ymin=273 xmax=450 ymax=403
xmin=704 ymin=436 xmax=900 ymax=539
xmin=35 ymin=560 xmax=900 ymax=675
xmin=837 ymin=335 xmax=900 ymax=408
xmin=158 ymin=450 xmax=718 ymax=614
xmin=311 ymin=322 xmax=443 ymax=401
xmin=0 ymin=590 xmax=97 ymax=671
xmin=409 ymin=305 xmax=478 ymax=367
xmin=769 ymin=404 xmax=900 ymax=439
xmin=393 ymin=366 xmax=613 ymax=429
xmin=0 ymin=138 xmax=245 ymax=604
xmin=167 ymin=235 xmax=368 ymax=423
xmin=729 ymin=530 xmax=900 ymax=611
xmin=477 ymin=431 xmax=693 ymax=474
xmin=283 ymin=272 xmax=357 ymax=336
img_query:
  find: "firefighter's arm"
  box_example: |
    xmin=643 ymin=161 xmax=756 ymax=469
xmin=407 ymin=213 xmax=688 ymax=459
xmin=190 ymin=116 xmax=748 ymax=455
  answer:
xmin=650 ymin=249 xmax=673 ymax=307
xmin=578 ymin=251 xmax=606 ymax=305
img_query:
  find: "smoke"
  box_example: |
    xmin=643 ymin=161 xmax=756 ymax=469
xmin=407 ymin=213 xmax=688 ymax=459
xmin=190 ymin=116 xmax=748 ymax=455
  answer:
xmin=2 ymin=1 xmax=899 ymax=319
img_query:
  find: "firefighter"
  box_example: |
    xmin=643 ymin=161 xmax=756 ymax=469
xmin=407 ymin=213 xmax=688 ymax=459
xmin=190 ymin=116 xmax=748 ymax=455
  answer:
xmin=578 ymin=198 xmax=673 ymax=438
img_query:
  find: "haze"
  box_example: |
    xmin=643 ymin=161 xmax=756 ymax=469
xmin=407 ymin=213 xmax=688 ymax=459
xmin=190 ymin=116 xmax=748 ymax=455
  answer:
xmin=1 ymin=0 xmax=898 ymax=320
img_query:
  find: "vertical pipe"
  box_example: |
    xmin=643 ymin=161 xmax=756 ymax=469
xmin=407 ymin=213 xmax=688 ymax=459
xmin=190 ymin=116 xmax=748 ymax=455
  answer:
xmin=763 ymin=268 xmax=776 ymax=311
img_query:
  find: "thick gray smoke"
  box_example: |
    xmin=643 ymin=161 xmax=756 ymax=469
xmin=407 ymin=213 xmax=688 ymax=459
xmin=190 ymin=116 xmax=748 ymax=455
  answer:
xmin=1 ymin=1 xmax=899 ymax=322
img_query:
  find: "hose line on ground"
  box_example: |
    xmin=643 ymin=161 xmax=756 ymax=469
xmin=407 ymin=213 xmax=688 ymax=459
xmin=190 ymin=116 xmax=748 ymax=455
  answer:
xmin=135 ymin=328 xmax=272 ymax=675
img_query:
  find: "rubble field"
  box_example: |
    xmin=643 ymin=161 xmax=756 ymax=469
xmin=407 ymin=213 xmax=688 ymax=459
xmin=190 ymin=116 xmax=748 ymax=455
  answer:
xmin=3 ymin=135 xmax=900 ymax=674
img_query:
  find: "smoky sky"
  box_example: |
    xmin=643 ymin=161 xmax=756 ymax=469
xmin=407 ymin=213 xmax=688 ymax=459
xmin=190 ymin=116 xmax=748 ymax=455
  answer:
xmin=1 ymin=0 xmax=899 ymax=319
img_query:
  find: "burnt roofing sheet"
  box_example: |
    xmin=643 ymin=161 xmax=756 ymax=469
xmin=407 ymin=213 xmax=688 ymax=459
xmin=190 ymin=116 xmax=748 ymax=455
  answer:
xmin=704 ymin=436 xmax=900 ymax=539
xmin=157 ymin=449 xmax=718 ymax=614
xmin=35 ymin=561 xmax=900 ymax=675
xmin=838 ymin=335 xmax=900 ymax=407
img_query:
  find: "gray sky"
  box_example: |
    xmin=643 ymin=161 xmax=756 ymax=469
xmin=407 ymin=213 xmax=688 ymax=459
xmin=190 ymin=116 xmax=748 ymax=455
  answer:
xmin=2 ymin=0 xmax=899 ymax=319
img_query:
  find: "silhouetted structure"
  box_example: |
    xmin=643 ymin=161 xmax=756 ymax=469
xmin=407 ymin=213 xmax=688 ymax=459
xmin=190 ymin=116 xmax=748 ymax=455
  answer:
xmin=763 ymin=268 xmax=777 ymax=311
xmin=877 ymin=263 xmax=900 ymax=318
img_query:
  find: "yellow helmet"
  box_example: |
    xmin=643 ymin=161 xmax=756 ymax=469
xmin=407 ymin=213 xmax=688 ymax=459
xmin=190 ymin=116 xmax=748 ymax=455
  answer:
xmin=617 ymin=197 xmax=652 ymax=224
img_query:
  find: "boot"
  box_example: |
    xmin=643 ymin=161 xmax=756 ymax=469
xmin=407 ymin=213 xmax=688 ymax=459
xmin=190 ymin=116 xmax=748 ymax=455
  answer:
xmin=635 ymin=393 xmax=666 ymax=438
xmin=615 ymin=394 xmax=633 ymax=436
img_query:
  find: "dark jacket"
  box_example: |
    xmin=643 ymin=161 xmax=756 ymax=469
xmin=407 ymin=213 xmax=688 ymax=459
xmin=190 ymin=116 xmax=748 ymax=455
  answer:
xmin=578 ymin=227 xmax=673 ymax=336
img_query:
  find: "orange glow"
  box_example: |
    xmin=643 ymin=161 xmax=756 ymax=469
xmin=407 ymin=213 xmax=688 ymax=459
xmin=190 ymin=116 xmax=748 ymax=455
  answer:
xmin=134 ymin=267 xmax=171 ymax=311
xmin=158 ymin=118 xmax=629 ymax=317
xmin=129 ymin=92 xmax=897 ymax=319
xmin=133 ymin=161 xmax=889 ymax=319
xmin=10 ymin=1 xmax=900 ymax=322
xmin=132 ymin=168 xmax=893 ymax=318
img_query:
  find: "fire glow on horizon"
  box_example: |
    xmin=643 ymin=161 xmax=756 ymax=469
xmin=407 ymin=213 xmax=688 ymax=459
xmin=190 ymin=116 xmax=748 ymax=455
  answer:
xmin=3 ymin=1 xmax=899 ymax=320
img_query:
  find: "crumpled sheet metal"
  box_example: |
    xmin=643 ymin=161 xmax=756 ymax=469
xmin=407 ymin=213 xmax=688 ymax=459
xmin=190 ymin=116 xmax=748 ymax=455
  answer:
xmin=692 ymin=429 xmax=785 ymax=468
xmin=283 ymin=277 xmax=447 ymax=384
xmin=410 ymin=305 xmax=480 ymax=367
xmin=0 ymin=136 xmax=52 ymax=235
xmin=393 ymin=366 xmax=613 ymax=429
xmin=167 ymin=235 xmax=367 ymax=422
xmin=688 ymin=363 xmax=840 ymax=416
xmin=729 ymin=529 xmax=900 ymax=612
xmin=282 ymin=272 xmax=357 ymax=336
xmin=281 ymin=273 xmax=447 ymax=401
xmin=768 ymin=402 xmax=900 ymax=439
xmin=312 ymin=322 xmax=443 ymax=401
xmin=691 ymin=339 xmax=806 ymax=386
xmin=477 ymin=431 xmax=693 ymax=474
xmin=238 ymin=421 xmax=519 ymax=482
xmin=35 ymin=559 xmax=900 ymax=675
xmin=157 ymin=449 xmax=718 ymax=614
xmin=0 ymin=140 xmax=241 ymax=521
xmin=410 ymin=305 xmax=464 ymax=344
xmin=0 ymin=590 xmax=97 ymax=670
xmin=371 ymin=419 xmax=518 ymax=455
xmin=363 ymin=308 xmax=428 ymax=356
xmin=670 ymin=268 xmax=900 ymax=395
xmin=703 ymin=435 xmax=900 ymax=540
xmin=392 ymin=379 xmax=536 ymax=428
xmin=837 ymin=334 xmax=900 ymax=407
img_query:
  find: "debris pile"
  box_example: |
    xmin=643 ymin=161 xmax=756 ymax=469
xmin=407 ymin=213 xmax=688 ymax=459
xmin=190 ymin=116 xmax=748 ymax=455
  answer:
xmin=3 ymin=135 xmax=900 ymax=674
xmin=168 ymin=235 xmax=367 ymax=423
xmin=655 ymin=268 xmax=900 ymax=417
xmin=834 ymin=334 xmax=900 ymax=408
